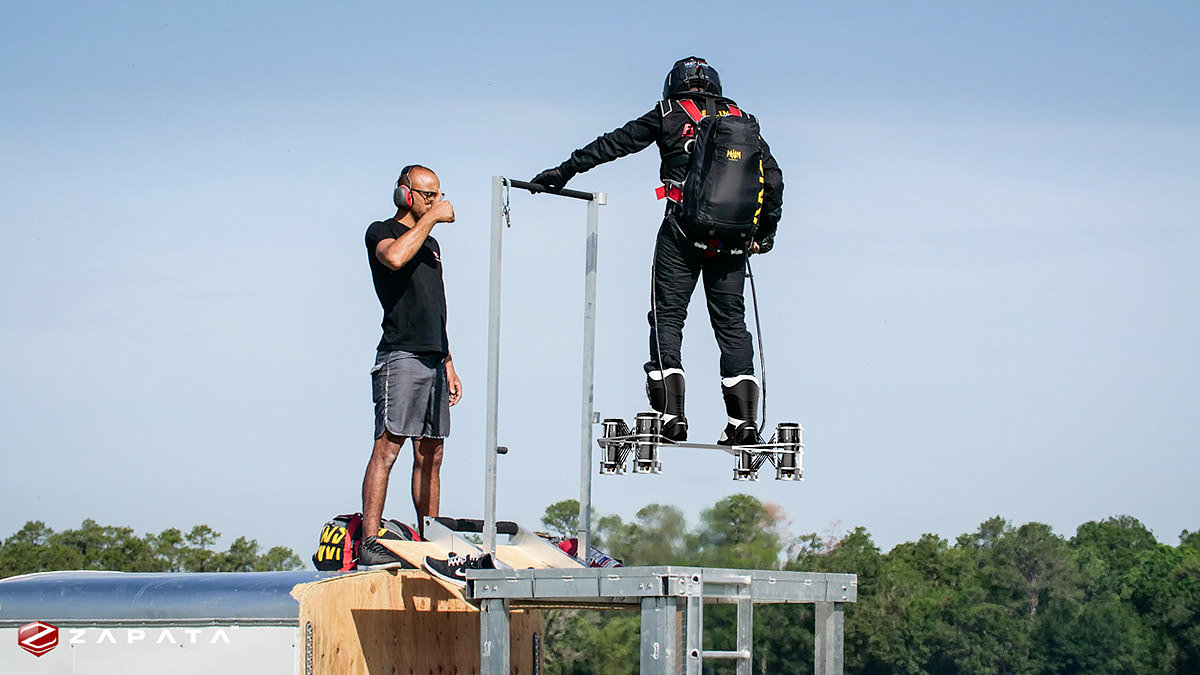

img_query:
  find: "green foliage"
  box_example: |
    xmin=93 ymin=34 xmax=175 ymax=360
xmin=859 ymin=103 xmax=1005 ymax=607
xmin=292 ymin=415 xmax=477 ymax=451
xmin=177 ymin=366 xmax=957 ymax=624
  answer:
xmin=541 ymin=499 xmax=581 ymax=539
xmin=695 ymin=494 xmax=783 ymax=569
xmin=597 ymin=503 xmax=696 ymax=565
xmin=0 ymin=520 xmax=302 ymax=578
xmin=542 ymin=609 xmax=640 ymax=675
xmin=1181 ymin=529 xmax=1200 ymax=550
xmin=538 ymin=500 xmax=1200 ymax=674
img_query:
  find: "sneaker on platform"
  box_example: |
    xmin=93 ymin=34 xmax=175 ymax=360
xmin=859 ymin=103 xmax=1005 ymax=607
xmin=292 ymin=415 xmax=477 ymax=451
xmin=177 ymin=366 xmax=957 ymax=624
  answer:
xmin=423 ymin=552 xmax=496 ymax=586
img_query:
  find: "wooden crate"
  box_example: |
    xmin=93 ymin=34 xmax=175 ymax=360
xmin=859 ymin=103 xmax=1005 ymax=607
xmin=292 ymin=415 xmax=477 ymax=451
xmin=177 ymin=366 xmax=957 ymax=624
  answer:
xmin=292 ymin=569 xmax=543 ymax=674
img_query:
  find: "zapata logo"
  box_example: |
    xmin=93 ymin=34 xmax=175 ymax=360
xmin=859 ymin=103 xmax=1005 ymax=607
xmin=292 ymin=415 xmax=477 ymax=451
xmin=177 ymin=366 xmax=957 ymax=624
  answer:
xmin=18 ymin=621 xmax=58 ymax=657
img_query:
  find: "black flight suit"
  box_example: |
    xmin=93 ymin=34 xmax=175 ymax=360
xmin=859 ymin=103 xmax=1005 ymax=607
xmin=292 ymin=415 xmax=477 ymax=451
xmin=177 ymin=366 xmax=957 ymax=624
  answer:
xmin=551 ymin=94 xmax=784 ymax=378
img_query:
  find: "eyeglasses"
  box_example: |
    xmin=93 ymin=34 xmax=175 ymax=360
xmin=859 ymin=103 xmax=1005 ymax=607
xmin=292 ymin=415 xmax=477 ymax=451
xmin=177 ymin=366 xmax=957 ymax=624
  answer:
xmin=411 ymin=188 xmax=443 ymax=201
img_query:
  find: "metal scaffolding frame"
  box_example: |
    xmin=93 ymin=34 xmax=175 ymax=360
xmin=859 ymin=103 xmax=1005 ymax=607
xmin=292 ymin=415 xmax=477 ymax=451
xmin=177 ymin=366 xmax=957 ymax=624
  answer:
xmin=485 ymin=176 xmax=606 ymax=555
xmin=469 ymin=565 xmax=857 ymax=674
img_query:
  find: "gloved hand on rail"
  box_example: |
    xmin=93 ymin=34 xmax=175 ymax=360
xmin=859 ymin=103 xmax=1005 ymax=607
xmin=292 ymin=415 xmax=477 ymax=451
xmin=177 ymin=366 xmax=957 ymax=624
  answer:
xmin=529 ymin=164 xmax=576 ymax=193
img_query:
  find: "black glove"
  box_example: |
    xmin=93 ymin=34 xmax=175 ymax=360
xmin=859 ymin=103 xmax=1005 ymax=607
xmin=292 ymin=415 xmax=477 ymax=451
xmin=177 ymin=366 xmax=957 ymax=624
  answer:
xmin=752 ymin=233 xmax=775 ymax=255
xmin=530 ymin=164 xmax=576 ymax=193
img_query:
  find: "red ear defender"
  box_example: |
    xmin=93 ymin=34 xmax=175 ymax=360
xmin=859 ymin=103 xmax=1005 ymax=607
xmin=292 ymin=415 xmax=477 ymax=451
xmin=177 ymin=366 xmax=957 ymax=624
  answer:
xmin=393 ymin=164 xmax=417 ymax=210
xmin=393 ymin=183 xmax=412 ymax=209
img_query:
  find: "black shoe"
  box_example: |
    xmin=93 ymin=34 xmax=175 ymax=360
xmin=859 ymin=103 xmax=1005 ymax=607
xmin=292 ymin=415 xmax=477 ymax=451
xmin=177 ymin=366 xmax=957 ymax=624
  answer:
xmin=357 ymin=536 xmax=414 ymax=570
xmin=661 ymin=416 xmax=688 ymax=442
xmin=423 ymin=552 xmax=496 ymax=586
xmin=647 ymin=369 xmax=688 ymax=441
xmin=718 ymin=375 xmax=761 ymax=446
xmin=718 ymin=421 xmax=761 ymax=446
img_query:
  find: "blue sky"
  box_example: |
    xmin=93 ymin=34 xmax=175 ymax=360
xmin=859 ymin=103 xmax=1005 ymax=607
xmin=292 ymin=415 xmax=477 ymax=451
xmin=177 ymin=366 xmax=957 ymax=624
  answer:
xmin=2 ymin=2 xmax=1197 ymax=561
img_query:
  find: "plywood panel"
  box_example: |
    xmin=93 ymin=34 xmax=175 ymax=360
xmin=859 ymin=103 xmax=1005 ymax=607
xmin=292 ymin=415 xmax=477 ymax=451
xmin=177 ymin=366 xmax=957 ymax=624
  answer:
xmin=292 ymin=570 xmax=543 ymax=674
xmin=377 ymin=540 xmax=456 ymax=569
xmin=506 ymin=529 xmax=588 ymax=569
xmin=494 ymin=545 xmax=557 ymax=570
xmin=384 ymin=537 xmax=580 ymax=571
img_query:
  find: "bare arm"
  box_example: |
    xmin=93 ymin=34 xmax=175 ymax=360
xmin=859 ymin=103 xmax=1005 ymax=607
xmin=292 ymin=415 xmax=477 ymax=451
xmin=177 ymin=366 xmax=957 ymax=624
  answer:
xmin=374 ymin=201 xmax=455 ymax=270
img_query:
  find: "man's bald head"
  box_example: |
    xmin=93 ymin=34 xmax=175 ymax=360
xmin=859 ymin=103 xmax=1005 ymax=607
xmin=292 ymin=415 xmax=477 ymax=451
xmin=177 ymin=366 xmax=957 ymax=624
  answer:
xmin=395 ymin=165 xmax=442 ymax=221
xmin=398 ymin=165 xmax=436 ymax=189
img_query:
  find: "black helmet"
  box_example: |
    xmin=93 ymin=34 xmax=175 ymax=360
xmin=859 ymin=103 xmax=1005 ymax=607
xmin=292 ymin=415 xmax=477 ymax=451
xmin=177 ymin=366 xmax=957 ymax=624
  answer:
xmin=663 ymin=56 xmax=722 ymax=99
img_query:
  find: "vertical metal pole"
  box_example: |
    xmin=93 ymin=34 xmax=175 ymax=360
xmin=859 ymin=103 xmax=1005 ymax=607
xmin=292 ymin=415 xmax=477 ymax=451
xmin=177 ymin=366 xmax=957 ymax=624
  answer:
xmin=683 ymin=595 xmax=704 ymax=675
xmin=640 ymin=596 xmax=678 ymax=674
xmin=484 ymin=176 xmax=504 ymax=554
xmin=577 ymin=192 xmax=604 ymax=555
xmin=814 ymin=602 xmax=845 ymax=675
xmin=479 ymin=598 xmax=511 ymax=674
xmin=735 ymin=598 xmax=753 ymax=675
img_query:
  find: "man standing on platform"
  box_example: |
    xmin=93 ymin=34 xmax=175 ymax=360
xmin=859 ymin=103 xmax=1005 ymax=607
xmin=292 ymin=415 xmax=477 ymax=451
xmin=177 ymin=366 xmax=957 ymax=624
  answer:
xmin=358 ymin=165 xmax=462 ymax=569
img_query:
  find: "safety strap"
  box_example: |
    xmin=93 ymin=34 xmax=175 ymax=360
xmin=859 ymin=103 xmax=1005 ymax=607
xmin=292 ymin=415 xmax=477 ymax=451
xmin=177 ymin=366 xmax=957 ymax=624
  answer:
xmin=664 ymin=219 xmax=747 ymax=256
xmin=342 ymin=513 xmax=362 ymax=571
xmin=692 ymin=238 xmax=746 ymax=257
xmin=678 ymin=99 xmax=742 ymax=122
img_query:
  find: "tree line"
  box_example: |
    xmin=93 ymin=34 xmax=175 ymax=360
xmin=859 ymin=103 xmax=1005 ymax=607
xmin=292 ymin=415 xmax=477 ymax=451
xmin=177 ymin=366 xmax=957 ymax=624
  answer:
xmin=539 ymin=496 xmax=1200 ymax=674
xmin=3 ymin=501 xmax=1197 ymax=673
xmin=0 ymin=519 xmax=302 ymax=576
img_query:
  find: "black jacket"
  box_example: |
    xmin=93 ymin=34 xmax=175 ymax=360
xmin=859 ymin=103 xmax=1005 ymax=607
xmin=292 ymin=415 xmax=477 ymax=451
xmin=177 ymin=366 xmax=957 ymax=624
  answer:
xmin=559 ymin=95 xmax=784 ymax=251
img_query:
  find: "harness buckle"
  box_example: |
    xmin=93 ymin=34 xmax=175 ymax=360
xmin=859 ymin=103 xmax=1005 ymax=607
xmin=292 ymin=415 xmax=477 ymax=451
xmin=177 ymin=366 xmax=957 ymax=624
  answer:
xmin=654 ymin=183 xmax=683 ymax=203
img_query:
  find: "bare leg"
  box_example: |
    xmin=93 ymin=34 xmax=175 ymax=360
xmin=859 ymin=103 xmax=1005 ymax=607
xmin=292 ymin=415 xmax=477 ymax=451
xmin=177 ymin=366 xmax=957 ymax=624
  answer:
xmin=411 ymin=437 xmax=444 ymax=533
xmin=362 ymin=431 xmax=407 ymax=540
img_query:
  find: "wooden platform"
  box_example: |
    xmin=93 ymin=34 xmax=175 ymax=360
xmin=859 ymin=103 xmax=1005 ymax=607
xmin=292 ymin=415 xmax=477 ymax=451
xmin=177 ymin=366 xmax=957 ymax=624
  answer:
xmin=292 ymin=569 xmax=543 ymax=674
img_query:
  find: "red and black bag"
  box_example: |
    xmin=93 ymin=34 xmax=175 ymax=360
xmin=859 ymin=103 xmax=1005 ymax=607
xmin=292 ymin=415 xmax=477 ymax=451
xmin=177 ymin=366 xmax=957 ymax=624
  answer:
xmin=312 ymin=514 xmax=422 ymax=571
xmin=312 ymin=513 xmax=363 ymax=571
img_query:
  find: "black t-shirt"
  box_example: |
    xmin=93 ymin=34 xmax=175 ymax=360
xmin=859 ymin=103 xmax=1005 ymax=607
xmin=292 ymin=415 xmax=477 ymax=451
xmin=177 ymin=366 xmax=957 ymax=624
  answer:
xmin=365 ymin=219 xmax=449 ymax=356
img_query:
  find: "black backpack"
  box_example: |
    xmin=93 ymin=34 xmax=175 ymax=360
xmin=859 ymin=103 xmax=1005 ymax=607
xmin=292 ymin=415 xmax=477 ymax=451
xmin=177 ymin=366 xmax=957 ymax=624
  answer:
xmin=313 ymin=513 xmax=362 ymax=571
xmin=677 ymin=98 xmax=764 ymax=246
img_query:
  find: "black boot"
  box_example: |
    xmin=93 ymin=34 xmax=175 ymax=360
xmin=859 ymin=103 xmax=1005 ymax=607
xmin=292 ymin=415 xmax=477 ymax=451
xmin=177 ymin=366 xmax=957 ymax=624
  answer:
xmin=718 ymin=375 xmax=761 ymax=446
xmin=646 ymin=369 xmax=688 ymax=442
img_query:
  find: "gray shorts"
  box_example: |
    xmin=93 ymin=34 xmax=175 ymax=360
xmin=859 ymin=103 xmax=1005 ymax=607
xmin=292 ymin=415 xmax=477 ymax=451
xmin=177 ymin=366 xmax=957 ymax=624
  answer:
xmin=371 ymin=349 xmax=451 ymax=440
